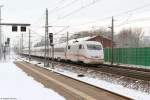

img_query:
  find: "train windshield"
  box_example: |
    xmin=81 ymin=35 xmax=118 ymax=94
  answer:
xmin=87 ymin=44 xmax=102 ymax=50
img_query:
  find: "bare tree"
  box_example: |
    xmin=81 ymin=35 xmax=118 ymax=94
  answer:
xmin=69 ymin=27 xmax=111 ymax=40
xmin=93 ymin=27 xmax=111 ymax=38
xmin=115 ymin=28 xmax=144 ymax=48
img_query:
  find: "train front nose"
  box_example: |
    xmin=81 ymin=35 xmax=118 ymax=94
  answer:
xmin=88 ymin=50 xmax=103 ymax=59
xmin=86 ymin=50 xmax=104 ymax=64
xmin=85 ymin=44 xmax=104 ymax=64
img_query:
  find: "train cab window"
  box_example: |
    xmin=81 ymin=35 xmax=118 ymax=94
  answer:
xmin=68 ymin=45 xmax=71 ymax=49
xmin=87 ymin=44 xmax=101 ymax=50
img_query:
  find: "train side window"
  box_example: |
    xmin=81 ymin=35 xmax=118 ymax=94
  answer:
xmin=79 ymin=44 xmax=83 ymax=49
xmin=68 ymin=45 xmax=71 ymax=49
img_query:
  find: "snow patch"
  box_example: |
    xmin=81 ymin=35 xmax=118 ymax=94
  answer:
xmin=0 ymin=60 xmax=65 ymax=100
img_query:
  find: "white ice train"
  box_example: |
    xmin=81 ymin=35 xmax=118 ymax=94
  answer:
xmin=23 ymin=38 xmax=104 ymax=64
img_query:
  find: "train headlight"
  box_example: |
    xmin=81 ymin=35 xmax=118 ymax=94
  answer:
xmin=91 ymin=56 xmax=100 ymax=58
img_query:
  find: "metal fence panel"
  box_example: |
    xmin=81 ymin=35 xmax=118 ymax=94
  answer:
xmin=104 ymin=48 xmax=150 ymax=67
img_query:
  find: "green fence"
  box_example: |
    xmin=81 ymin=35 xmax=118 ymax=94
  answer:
xmin=104 ymin=48 xmax=150 ymax=67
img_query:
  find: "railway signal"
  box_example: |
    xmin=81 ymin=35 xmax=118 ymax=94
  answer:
xmin=49 ymin=33 xmax=53 ymax=45
xmin=12 ymin=26 xmax=18 ymax=32
xmin=48 ymin=32 xmax=54 ymax=69
xmin=21 ymin=26 xmax=26 ymax=32
xmin=7 ymin=38 xmax=10 ymax=46
xmin=7 ymin=38 xmax=10 ymax=42
xmin=12 ymin=26 xmax=27 ymax=32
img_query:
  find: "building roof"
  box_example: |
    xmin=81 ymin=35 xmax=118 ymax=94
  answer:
xmin=74 ymin=35 xmax=112 ymax=41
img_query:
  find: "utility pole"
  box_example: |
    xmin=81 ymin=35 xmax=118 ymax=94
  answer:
xmin=111 ymin=16 xmax=114 ymax=65
xmin=67 ymin=31 xmax=69 ymax=46
xmin=21 ymin=33 xmax=23 ymax=56
xmin=28 ymin=29 xmax=31 ymax=62
xmin=48 ymin=33 xmax=54 ymax=68
xmin=51 ymin=42 xmax=54 ymax=69
xmin=65 ymin=31 xmax=69 ymax=58
xmin=0 ymin=5 xmax=3 ymax=59
xmin=20 ymin=38 xmax=21 ymax=56
xmin=44 ymin=8 xmax=49 ymax=67
xmin=50 ymin=33 xmax=54 ymax=69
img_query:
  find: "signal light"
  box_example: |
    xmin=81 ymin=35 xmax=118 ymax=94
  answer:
xmin=7 ymin=38 xmax=10 ymax=43
xmin=5 ymin=41 xmax=7 ymax=45
xmin=21 ymin=26 xmax=26 ymax=32
xmin=12 ymin=26 xmax=17 ymax=32
xmin=49 ymin=33 xmax=53 ymax=45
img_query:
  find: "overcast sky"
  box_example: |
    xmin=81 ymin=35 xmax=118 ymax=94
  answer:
xmin=1 ymin=0 xmax=150 ymax=46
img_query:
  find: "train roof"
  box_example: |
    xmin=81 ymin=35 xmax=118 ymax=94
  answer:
xmin=23 ymin=36 xmax=103 ymax=50
xmin=70 ymin=36 xmax=95 ymax=42
xmin=54 ymin=37 xmax=102 ymax=47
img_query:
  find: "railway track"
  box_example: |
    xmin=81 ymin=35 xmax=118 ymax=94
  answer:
xmin=22 ymin=54 xmax=150 ymax=81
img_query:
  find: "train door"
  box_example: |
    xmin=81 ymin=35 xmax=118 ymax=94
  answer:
xmin=67 ymin=44 xmax=77 ymax=62
xmin=73 ymin=44 xmax=78 ymax=62
xmin=78 ymin=44 xmax=84 ymax=62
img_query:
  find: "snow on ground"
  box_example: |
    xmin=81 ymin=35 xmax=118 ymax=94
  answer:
xmin=0 ymin=55 xmax=65 ymax=100
xmin=104 ymin=62 xmax=150 ymax=69
xmin=22 ymin=58 xmax=150 ymax=100
xmin=54 ymin=68 xmax=150 ymax=100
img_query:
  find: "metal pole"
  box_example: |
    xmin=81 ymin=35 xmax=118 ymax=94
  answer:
xmin=19 ymin=38 xmax=21 ymax=56
xmin=65 ymin=31 xmax=69 ymax=58
xmin=4 ymin=45 xmax=5 ymax=60
xmin=0 ymin=6 xmax=1 ymax=58
xmin=0 ymin=5 xmax=3 ymax=59
xmin=29 ymin=29 xmax=31 ymax=62
xmin=49 ymin=33 xmax=54 ymax=69
xmin=52 ymin=44 xmax=54 ymax=69
xmin=47 ymin=9 xmax=50 ymax=67
xmin=44 ymin=20 xmax=46 ymax=66
xmin=111 ymin=16 xmax=114 ymax=65
xmin=21 ymin=33 xmax=24 ymax=57
xmin=67 ymin=31 xmax=69 ymax=47
xmin=44 ymin=8 xmax=49 ymax=67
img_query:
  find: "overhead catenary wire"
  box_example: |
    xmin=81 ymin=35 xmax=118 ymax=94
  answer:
xmin=58 ymin=0 xmax=100 ymax=19
xmin=50 ymin=0 xmax=102 ymax=24
xmin=31 ymin=0 xmax=68 ymax=28
xmin=67 ymin=2 xmax=150 ymax=28
xmin=54 ymin=26 xmax=69 ymax=35
xmin=31 ymin=1 xmax=150 ymax=30
xmin=32 ymin=0 xmax=98 ymax=28
xmin=31 ymin=1 xmax=150 ymax=42
xmin=46 ymin=0 xmax=68 ymax=10
xmin=48 ymin=0 xmax=79 ymax=15
xmin=114 ymin=3 xmax=150 ymax=17
xmin=116 ymin=17 xmax=150 ymax=27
